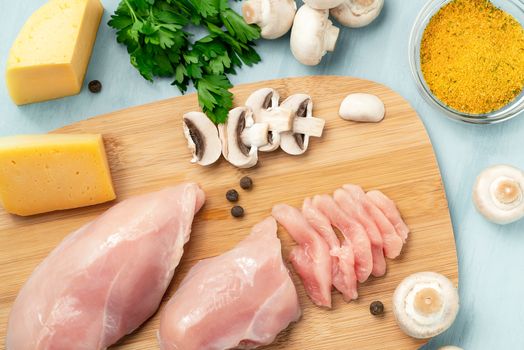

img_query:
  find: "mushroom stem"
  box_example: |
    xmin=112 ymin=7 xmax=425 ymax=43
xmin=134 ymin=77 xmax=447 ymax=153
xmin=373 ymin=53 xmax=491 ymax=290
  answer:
xmin=257 ymin=108 xmax=294 ymax=132
xmin=242 ymin=0 xmax=262 ymax=23
xmin=241 ymin=123 xmax=270 ymax=147
xmin=324 ymin=25 xmax=339 ymax=52
xmin=293 ymin=116 xmax=325 ymax=137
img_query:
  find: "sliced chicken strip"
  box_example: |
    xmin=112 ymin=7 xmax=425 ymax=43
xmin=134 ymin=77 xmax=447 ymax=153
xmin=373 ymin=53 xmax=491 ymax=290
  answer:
xmin=341 ymin=185 xmax=404 ymax=259
xmin=302 ymin=198 xmax=358 ymax=301
xmin=367 ymin=190 xmax=410 ymax=242
xmin=272 ymin=204 xmax=332 ymax=308
xmin=313 ymin=195 xmax=373 ymax=283
xmin=332 ymin=189 xmax=387 ymax=276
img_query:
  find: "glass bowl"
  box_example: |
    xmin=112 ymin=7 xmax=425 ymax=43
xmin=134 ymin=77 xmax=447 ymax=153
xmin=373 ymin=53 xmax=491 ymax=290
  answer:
xmin=409 ymin=0 xmax=524 ymax=124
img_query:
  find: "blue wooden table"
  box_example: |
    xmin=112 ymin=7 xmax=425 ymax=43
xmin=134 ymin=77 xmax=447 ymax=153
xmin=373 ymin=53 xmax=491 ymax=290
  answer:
xmin=2 ymin=1 xmax=524 ymax=349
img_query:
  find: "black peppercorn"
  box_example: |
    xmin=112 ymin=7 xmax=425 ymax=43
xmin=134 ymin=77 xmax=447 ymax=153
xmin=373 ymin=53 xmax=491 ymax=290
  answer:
xmin=88 ymin=80 xmax=102 ymax=93
xmin=370 ymin=301 xmax=384 ymax=316
xmin=240 ymin=176 xmax=253 ymax=190
xmin=231 ymin=206 xmax=244 ymax=218
xmin=226 ymin=189 xmax=239 ymax=202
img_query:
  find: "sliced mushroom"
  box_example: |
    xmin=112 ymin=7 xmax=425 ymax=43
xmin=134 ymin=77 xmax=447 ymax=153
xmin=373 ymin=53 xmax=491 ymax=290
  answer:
xmin=303 ymin=0 xmax=345 ymax=10
xmin=331 ymin=0 xmax=384 ymax=28
xmin=339 ymin=93 xmax=385 ymax=122
xmin=246 ymin=88 xmax=282 ymax=152
xmin=242 ymin=0 xmax=297 ymax=39
xmin=473 ymin=164 xmax=524 ymax=224
xmin=218 ymin=107 xmax=268 ymax=168
xmin=393 ymin=272 xmax=459 ymax=339
xmin=290 ymin=5 xmax=340 ymax=66
xmin=280 ymin=94 xmax=325 ymax=155
xmin=182 ymin=112 xmax=222 ymax=166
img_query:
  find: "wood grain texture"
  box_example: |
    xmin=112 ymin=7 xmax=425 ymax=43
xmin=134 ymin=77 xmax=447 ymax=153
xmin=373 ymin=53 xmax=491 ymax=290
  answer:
xmin=0 ymin=76 xmax=458 ymax=349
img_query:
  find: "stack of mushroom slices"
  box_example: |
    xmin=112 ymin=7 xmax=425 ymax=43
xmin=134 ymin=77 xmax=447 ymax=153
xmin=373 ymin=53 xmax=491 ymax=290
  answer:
xmin=182 ymin=88 xmax=326 ymax=168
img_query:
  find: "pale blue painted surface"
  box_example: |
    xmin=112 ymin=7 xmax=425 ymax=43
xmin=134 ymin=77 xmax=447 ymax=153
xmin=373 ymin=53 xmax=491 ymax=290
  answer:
xmin=1 ymin=1 xmax=524 ymax=349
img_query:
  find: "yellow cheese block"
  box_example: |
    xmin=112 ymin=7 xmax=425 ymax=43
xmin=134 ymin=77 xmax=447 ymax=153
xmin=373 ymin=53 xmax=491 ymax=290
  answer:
xmin=0 ymin=134 xmax=116 ymax=216
xmin=6 ymin=0 xmax=103 ymax=105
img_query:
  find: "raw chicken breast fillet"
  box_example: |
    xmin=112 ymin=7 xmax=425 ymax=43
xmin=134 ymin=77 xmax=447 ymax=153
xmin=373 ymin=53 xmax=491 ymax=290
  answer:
xmin=341 ymin=185 xmax=404 ymax=259
xmin=313 ymin=195 xmax=373 ymax=283
xmin=333 ymin=188 xmax=387 ymax=276
xmin=367 ymin=190 xmax=410 ymax=242
xmin=158 ymin=217 xmax=301 ymax=350
xmin=272 ymin=204 xmax=332 ymax=308
xmin=302 ymin=198 xmax=358 ymax=301
xmin=7 ymin=184 xmax=205 ymax=350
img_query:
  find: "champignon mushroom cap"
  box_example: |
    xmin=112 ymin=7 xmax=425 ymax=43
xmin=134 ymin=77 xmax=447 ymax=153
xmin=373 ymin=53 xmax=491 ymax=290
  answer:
xmin=242 ymin=0 xmax=297 ymax=39
xmin=279 ymin=94 xmax=325 ymax=155
xmin=219 ymin=107 xmax=261 ymax=168
xmin=303 ymin=0 xmax=345 ymax=10
xmin=473 ymin=164 xmax=524 ymax=225
xmin=331 ymin=0 xmax=384 ymax=28
xmin=245 ymin=88 xmax=282 ymax=152
xmin=393 ymin=272 xmax=459 ymax=339
xmin=339 ymin=93 xmax=385 ymax=122
xmin=290 ymin=5 xmax=340 ymax=66
xmin=182 ymin=112 xmax=222 ymax=166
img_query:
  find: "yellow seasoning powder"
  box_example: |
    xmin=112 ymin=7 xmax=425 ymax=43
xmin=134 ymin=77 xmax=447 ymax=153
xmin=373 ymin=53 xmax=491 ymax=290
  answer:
xmin=420 ymin=0 xmax=524 ymax=114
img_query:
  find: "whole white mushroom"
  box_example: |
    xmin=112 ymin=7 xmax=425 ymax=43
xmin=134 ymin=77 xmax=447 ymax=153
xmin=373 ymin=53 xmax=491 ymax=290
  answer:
xmin=473 ymin=164 xmax=524 ymax=224
xmin=303 ymin=0 xmax=345 ymax=10
xmin=242 ymin=0 xmax=297 ymax=39
xmin=290 ymin=5 xmax=340 ymax=66
xmin=393 ymin=272 xmax=459 ymax=339
xmin=331 ymin=0 xmax=384 ymax=28
xmin=338 ymin=93 xmax=385 ymax=122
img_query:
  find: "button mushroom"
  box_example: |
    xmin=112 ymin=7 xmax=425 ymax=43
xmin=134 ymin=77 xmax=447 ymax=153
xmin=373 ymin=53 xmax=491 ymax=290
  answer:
xmin=182 ymin=112 xmax=222 ymax=166
xmin=339 ymin=93 xmax=385 ymax=122
xmin=331 ymin=0 xmax=384 ymax=28
xmin=290 ymin=5 xmax=340 ymax=66
xmin=245 ymin=88 xmax=283 ymax=152
xmin=242 ymin=0 xmax=297 ymax=39
xmin=473 ymin=164 xmax=524 ymax=225
xmin=303 ymin=0 xmax=345 ymax=10
xmin=280 ymin=94 xmax=325 ymax=155
xmin=393 ymin=272 xmax=459 ymax=339
xmin=218 ymin=107 xmax=269 ymax=168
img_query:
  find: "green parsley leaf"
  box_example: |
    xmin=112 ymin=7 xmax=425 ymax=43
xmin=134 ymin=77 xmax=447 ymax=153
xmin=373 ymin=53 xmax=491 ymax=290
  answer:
xmin=109 ymin=0 xmax=261 ymax=123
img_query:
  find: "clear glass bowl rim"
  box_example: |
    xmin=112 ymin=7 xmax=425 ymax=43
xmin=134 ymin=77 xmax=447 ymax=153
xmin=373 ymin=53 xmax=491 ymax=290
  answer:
xmin=408 ymin=0 xmax=524 ymax=124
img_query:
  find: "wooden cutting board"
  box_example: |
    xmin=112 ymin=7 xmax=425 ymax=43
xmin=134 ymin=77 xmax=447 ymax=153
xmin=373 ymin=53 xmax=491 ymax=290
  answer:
xmin=0 ymin=76 xmax=458 ymax=349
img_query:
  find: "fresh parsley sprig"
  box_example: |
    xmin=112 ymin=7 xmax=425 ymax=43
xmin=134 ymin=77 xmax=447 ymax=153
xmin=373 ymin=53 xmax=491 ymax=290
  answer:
xmin=108 ymin=0 xmax=261 ymax=123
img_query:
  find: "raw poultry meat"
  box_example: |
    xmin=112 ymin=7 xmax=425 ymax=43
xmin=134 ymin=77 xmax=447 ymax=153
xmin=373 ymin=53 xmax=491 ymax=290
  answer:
xmin=271 ymin=185 xmax=409 ymax=307
xmin=342 ymin=185 xmax=403 ymax=258
xmin=158 ymin=217 xmax=301 ymax=350
xmin=7 ymin=183 xmax=205 ymax=350
xmin=333 ymin=188 xmax=387 ymax=276
xmin=302 ymin=198 xmax=358 ymax=301
xmin=313 ymin=194 xmax=373 ymax=283
xmin=367 ymin=190 xmax=410 ymax=242
xmin=272 ymin=204 xmax=333 ymax=308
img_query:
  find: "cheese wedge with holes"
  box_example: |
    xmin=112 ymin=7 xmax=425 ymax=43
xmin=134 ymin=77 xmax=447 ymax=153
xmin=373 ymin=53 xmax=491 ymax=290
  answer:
xmin=0 ymin=134 xmax=115 ymax=216
xmin=6 ymin=0 xmax=103 ymax=105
